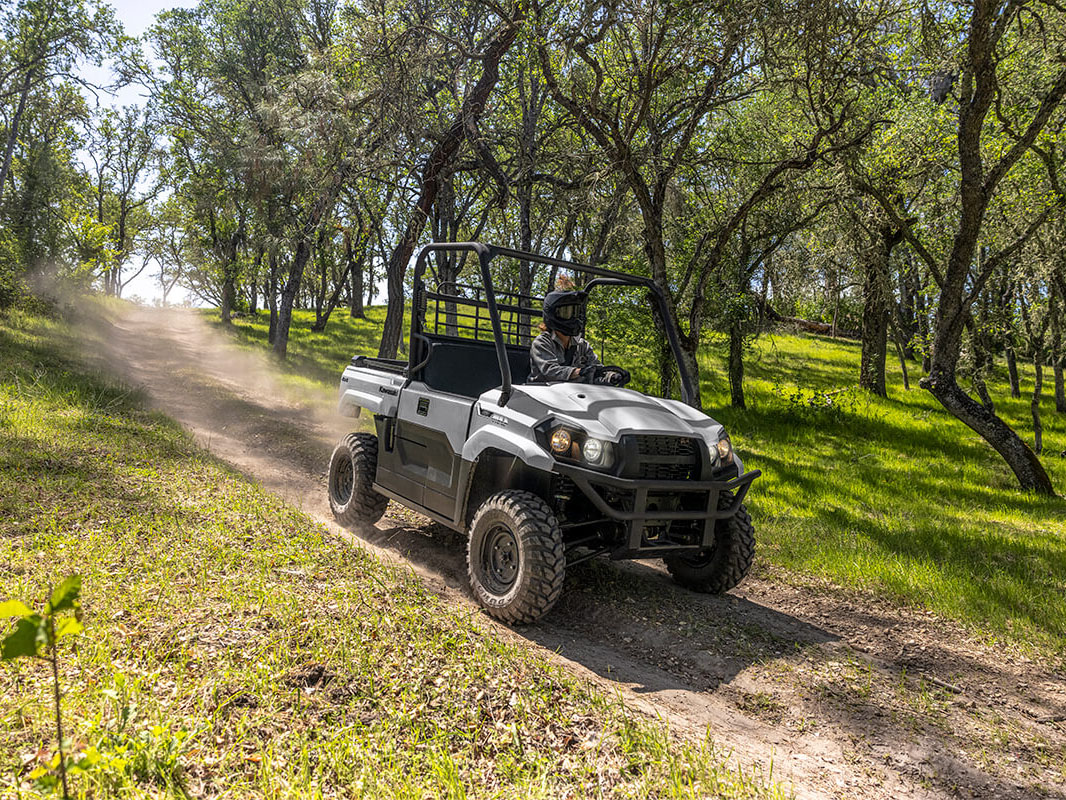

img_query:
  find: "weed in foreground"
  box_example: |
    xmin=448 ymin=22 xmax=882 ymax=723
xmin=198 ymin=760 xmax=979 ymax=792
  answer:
xmin=1 ymin=577 xmax=83 ymax=797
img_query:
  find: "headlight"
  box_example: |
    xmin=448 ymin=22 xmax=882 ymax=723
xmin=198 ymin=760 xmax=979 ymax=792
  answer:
xmin=538 ymin=421 xmax=614 ymax=469
xmin=550 ymin=428 xmax=572 ymax=454
xmin=716 ymin=435 xmax=734 ymax=464
xmin=582 ymin=437 xmax=604 ymax=464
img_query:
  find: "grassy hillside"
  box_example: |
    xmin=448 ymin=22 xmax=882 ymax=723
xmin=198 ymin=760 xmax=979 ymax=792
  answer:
xmin=216 ymin=308 xmax=1066 ymax=659
xmin=0 ymin=307 xmax=784 ymax=798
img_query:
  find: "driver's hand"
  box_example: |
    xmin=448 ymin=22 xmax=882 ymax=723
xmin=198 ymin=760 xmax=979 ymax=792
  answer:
xmin=576 ymin=366 xmax=597 ymax=383
xmin=596 ymin=366 xmax=631 ymax=386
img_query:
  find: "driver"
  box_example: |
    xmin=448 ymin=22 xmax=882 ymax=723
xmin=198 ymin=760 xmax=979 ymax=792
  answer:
xmin=529 ymin=285 xmax=630 ymax=386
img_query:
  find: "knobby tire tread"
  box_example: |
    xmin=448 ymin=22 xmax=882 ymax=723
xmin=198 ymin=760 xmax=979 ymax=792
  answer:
xmin=665 ymin=503 xmax=755 ymax=594
xmin=467 ymin=490 xmax=565 ymax=625
xmin=329 ymin=432 xmax=388 ymax=525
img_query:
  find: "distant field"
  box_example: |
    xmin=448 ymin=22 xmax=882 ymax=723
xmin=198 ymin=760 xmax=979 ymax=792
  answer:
xmin=0 ymin=307 xmax=784 ymax=798
xmin=215 ymin=308 xmax=1066 ymax=659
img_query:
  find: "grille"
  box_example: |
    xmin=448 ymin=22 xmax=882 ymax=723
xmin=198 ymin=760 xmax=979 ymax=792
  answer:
xmin=632 ymin=435 xmax=700 ymax=480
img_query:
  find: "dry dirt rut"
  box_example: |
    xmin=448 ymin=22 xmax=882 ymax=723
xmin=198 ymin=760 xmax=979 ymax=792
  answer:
xmin=83 ymin=306 xmax=1066 ymax=800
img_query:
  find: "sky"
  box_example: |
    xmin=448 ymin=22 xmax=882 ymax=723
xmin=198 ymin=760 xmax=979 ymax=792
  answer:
xmin=81 ymin=0 xmax=199 ymax=305
xmin=82 ymin=0 xmax=392 ymax=309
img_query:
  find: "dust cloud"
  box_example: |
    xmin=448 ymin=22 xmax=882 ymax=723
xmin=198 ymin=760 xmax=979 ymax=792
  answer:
xmin=73 ymin=300 xmax=359 ymax=515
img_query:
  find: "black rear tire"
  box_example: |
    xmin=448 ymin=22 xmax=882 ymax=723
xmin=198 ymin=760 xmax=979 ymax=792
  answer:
xmin=467 ymin=490 xmax=565 ymax=624
xmin=328 ymin=433 xmax=388 ymax=525
xmin=664 ymin=502 xmax=755 ymax=594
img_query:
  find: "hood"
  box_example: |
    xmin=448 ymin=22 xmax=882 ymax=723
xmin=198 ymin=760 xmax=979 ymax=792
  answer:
xmin=506 ymin=382 xmax=725 ymax=443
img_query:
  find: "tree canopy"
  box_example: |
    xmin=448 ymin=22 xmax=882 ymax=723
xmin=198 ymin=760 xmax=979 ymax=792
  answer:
xmin=2 ymin=0 xmax=1065 ymax=494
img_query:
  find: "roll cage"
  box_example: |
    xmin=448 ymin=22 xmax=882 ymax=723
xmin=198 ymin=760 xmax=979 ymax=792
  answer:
xmin=408 ymin=242 xmax=698 ymax=405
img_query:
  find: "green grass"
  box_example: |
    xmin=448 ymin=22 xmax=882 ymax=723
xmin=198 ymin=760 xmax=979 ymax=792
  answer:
xmin=0 ymin=307 xmax=786 ymax=798
xmin=218 ymin=308 xmax=1066 ymax=659
xmin=711 ymin=333 xmax=1066 ymax=659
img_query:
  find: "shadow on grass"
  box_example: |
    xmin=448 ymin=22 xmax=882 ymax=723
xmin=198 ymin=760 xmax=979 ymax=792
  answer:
xmin=341 ymin=513 xmax=836 ymax=694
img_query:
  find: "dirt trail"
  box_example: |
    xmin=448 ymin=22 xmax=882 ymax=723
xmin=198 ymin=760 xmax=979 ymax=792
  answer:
xmin=79 ymin=305 xmax=1066 ymax=800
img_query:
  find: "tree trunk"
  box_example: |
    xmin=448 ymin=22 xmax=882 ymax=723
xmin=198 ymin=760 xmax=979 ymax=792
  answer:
xmin=892 ymin=324 xmax=910 ymax=391
xmin=220 ymin=271 xmax=237 ymax=323
xmin=1053 ymin=278 xmax=1065 ymax=413
xmin=0 ymin=68 xmax=33 ymax=207
xmin=858 ymin=225 xmax=899 ymax=397
xmin=915 ymin=286 xmax=931 ymax=373
xmin=729 ymin=321 xmax=745 ymax=409
xmin=247 ymin=247 xmax=263 ymax=314
xmin=219 ymin=227 xmax=243 ymax=324
xmin=432 ymin=175 xmax=460 ymax=336
xmin=656 ymin=339 xmax=676 ymax=400
xmin=973 ymin=373 xmax=994 ymax=413
xmin=642 ymin=213 xmax=701 ymax=408
xmin=897 ymin=250 xmax=918 ymax=358
xmin=964 ymin=315 xmax=993 ymax=412
xmin=1005 ymin=340 xmax=1021 ymax=398
xmin=1032 ymin=357 xmax=1044 ymax=455
xmin=925 ymin=295 xmax=1054 ymax=493
xmin=272 ymin=156 xmax=351 ymax=353
xmin=311 ymin=250 xmax=355 ymax=332
xmin=1055 ymin=356 xmax=1065 ymax=414
xmin=365 ymin=252 xmax=377 ymax=308
xmin=312 ymin=226 xmax=331 ymax=329
xmin=517 ymin=192 xmax=533 ymax=344
xmin=378 ymin=7 xmax=525 ymax=359
xmin=679 ymin=339 xmax=701 ymax=408
xmin=914 ymin=0 xmax=1066 ymax=494
xmin=274 ymin=239 xmax=312 ymax=359
xmin=920 ymin=198 xmax=1054 ymax=493
xmin=268 ymin=250 xmax=279 ymax=344
xmin=828 ymin=265 xmax=840 ymax=338
xmin=349 ymin=233 xmax=365 ymax=319
xmin=924 ymin=368 xmax=1053 ymax=493
xmin=859 ymin=296 xmax=889 ymax=396
xmin=516 ymin=60 xmax=539 ymax=346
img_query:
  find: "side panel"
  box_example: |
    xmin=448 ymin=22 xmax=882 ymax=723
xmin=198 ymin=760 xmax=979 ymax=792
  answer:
xmin=378 ymin=383 xmax=474 ymax=519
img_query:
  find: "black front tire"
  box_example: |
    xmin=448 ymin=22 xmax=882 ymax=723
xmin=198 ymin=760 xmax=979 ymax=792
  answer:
xmin=328 ymin=433 xmax=388 ymax=525
xmin=664 ymin=503 xmax=755 ymax=594
xmin=467 ymin=490 xmax=565 ymax=624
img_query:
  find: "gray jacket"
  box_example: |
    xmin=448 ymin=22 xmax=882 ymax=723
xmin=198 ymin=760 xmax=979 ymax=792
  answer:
xmin=529 ymin=331 xmax=600 ymax=382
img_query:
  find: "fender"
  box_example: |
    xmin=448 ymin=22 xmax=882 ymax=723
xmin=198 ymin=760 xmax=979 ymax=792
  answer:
xmin=337 ymin=366 xmax=402 ymax=418
xmin=461 ymin=422 xmax=554 ymax=472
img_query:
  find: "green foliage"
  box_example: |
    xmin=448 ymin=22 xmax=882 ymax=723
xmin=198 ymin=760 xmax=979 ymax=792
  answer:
xmin=713 ymin=332 xmax=1066 ymax=654
xmin=0 ymin=0 xmax=126 ymax=300
xmin=1 ymin=576 xmax=83 ymax=661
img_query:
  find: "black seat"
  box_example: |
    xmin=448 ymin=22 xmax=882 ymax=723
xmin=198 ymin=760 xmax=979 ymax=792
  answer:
xmin=421 ymin=341 xmax=531 ymax=397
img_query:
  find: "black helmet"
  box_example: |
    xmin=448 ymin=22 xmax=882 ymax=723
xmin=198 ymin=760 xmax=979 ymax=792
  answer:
xmin=543 ymin=290 xmax=587 ymax=336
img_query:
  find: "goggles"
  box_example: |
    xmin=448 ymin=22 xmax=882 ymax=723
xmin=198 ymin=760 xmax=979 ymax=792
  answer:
xmin=555 ymin=303 xmax=581 ymax=320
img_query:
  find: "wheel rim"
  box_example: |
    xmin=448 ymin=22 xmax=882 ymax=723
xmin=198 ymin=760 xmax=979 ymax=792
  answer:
xmin=332 ymin=454 xmax=354 ymax=504
xmin=679 ymin=539 xmax=717 ymax=568
xmin=480 ymin=524 xmax=520 ymax=594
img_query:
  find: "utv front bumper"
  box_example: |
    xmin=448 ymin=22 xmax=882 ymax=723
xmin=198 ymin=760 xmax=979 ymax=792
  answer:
xmin=554 ymin=463 xmax=761 ymax=558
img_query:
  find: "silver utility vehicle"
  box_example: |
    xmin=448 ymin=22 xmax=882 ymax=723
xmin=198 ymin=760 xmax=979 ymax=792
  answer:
xmin=327 ymin=243 xmax=761 ymax=623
